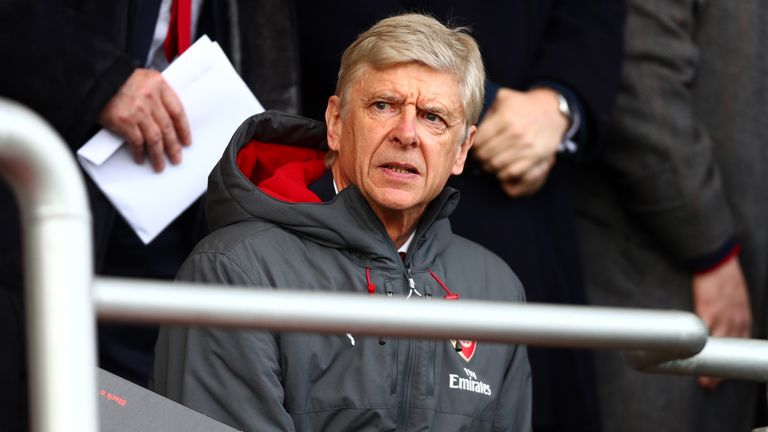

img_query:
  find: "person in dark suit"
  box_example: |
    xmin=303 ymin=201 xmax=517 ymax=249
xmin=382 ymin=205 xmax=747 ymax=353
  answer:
xmin=295 ymin=2 xmax=625 ymax=431
xmin=0 ymin=1 xmax=299 ymax=430
xmin=574 ymin=1 xmax=767 ymax=430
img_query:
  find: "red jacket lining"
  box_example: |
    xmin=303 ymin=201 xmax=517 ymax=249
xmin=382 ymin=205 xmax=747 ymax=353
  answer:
xmin=236 ymin=140 xmax=327 ymax=203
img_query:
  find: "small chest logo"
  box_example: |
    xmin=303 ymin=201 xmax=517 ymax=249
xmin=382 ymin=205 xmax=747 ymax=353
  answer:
xmin=450 ymin=339 xmax=477 ymax=362
xmin=448 ymin=367 xmax=492 ymax=396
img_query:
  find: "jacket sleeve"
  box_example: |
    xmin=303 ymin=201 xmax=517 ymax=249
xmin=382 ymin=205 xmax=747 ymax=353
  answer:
xmin=478 ymin=250 xmax=532 ymax=430
xmin=151 ymin=252 xmax=295 ymax=432
xmin=493 ymin=344 xmax=532 ymax=432
xmin=0 ymin=0 xmax=136 ymax=148
xmin=527 ymin=0 xmax=626 ymax=154
xmin=598 ymin=0 xmax=735 ymax=262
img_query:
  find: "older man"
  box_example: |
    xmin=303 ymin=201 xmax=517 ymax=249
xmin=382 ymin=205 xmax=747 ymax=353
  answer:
xmin=152 ymin=14 xmax=531 ymax=431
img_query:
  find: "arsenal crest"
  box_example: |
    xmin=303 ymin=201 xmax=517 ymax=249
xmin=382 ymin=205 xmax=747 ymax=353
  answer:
xmin=450 ymin=339 xmax=477 ymax=362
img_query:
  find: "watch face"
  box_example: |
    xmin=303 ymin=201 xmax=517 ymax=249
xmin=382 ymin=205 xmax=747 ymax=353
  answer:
xmin=557 ymin=93 xmax=572 ymax=119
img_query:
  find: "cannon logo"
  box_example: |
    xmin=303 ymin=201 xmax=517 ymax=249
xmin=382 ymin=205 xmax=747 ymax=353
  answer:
xmin=450 ymin=339 xmax=477 ymax=362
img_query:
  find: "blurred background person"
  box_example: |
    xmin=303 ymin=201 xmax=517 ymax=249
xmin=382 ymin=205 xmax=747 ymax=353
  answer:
xmin=574 ymin=1 xmax=767 ymax=431
xmin=0 ymin=1 xmax=298 ymax=430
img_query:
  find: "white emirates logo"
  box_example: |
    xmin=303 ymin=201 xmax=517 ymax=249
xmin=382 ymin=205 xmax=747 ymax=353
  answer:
xmin=448 ymin=367 xmax=492 ymax=396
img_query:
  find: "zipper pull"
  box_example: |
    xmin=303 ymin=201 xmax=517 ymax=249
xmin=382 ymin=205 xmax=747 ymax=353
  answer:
xmin=365 ymin=267 xmax=376 ymax=295
xmin=406 ymin=267 xmax=422 ymax=298
xmin=380 ymin=288 xmax=394 ymax=345
xmin=426 ymin=270 xmax=462 ymax=350
xmin=406 ymin=267 xmax=416 ymax=290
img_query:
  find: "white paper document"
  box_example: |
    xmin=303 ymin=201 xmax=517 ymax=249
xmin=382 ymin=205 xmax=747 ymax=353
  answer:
xmin=78 ymin=35 xmax=263 ymax=244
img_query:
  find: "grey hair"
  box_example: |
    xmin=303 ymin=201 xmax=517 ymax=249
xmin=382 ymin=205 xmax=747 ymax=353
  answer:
xmin=336 ymin=13 xmax=485 ymax=127
xmin=325 ymin=13 xmax=485 ymax=168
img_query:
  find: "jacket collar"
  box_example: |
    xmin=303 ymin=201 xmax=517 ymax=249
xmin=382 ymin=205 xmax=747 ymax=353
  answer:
xmin=206 ymin=110 xmax=459 ymax=268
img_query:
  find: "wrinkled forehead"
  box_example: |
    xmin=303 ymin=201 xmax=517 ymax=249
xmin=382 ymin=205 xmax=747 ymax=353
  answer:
xmin=345 ymin=63 xmax=464 ymax=116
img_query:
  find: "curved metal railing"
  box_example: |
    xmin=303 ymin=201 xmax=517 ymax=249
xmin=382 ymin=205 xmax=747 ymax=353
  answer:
xmin=0 ymin=98 xmax=97 ymax=432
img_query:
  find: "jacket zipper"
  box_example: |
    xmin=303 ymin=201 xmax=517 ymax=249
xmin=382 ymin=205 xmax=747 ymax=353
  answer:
xmin=405 ymin=266 xmax=419 ymax=298
xmin=425 ymin=287 xmax=435 ymax=398
xmin=399 ymin=337 xmax=416 ymax=429
xmin=398 ymin=264 xmax=417 ymax=430
xmin=384 ymin=280 xmax=398 ymax=396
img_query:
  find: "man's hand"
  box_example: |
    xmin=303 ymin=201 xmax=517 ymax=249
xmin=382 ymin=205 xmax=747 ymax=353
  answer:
xmin=98 ymin=68 xmax=191 ymax=172
xmin=472 ymin=87 xmax=568 ymax=197
xmin=692 ymin=255 xmax=752 ymax=390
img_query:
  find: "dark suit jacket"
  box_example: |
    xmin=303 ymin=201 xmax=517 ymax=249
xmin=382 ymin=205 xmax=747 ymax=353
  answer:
xmin=0 ymin=1 xmax=300 ymax=429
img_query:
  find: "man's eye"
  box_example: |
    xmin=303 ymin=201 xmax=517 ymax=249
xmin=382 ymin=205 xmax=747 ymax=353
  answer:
xmin=424 ymin=112 xmax=444 ymax=124
xmin=373 ymin=101 xmax=391 ymax=110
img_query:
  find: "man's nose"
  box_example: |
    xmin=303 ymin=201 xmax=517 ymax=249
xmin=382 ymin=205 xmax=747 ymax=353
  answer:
xmin=391 ymin=108 xmax=419 ymax=147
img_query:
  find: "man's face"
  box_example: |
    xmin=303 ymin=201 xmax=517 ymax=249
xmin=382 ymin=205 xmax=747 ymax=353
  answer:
xmin=325 ymin=62 xmax=475 ymax=221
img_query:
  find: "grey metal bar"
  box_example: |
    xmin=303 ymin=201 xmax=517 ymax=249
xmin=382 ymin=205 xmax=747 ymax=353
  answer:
xmin=96 ymin=278 xmax=768 ymax=382
xmin=628 ymin=337 xmax=768 ymax=382
xmin=94 ymin=277 xmax=708 ymax=357
xmin=0 ymin=98 xmax=97 ymax=432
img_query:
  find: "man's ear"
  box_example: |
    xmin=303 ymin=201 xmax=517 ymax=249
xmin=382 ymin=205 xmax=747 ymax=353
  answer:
xmin=325 ymin=95 xmax=342 ymax=151
xmin=451 ymin=125 xmax=476 ymax=175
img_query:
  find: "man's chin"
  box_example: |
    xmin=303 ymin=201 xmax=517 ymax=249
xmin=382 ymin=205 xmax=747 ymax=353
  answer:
xmin=367 ymin=189 xmax=420 ymax=210
xmin=360 ymin=193 xmax=426 ymax=222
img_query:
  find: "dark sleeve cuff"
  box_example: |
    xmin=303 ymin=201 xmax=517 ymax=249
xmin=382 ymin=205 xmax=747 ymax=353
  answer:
xmin=480 ymin=80 xmax=501 ymax=121
xmin=690 ymin=240 xmax=740 ymax=274
xmin=532 ymin=80 xmax=587 ymax=151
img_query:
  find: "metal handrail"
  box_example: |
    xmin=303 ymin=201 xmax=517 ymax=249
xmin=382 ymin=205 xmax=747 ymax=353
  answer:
xmin=94 ymin=278 xmax=768 ymax=382
xmin=0 ymin=98 xmax=97 ymax=432
xmin=2 ymin=97 xmax=767 ymax=432
xmin=628 ymin=337 xmax=768 ymax=382
xmin=94 ymin=277 xmax=707 ymax=357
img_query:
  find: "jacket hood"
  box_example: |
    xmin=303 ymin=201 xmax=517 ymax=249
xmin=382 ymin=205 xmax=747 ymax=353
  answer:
xmin=206 ymin=111 xmax=461 ymax=264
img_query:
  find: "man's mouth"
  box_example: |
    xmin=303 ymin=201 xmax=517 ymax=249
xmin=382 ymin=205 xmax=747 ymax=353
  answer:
xmin=382 ymin=163 xmax=418 ymax=174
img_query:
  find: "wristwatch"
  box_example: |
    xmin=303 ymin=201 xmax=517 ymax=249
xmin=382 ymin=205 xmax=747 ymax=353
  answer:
xmin=556 ymin=92 xmax=573 ymax=127
xmin=553 ymin=90 xmax=580 ymax=153
xmin=532 ymin=84 xmax=580 ymax=151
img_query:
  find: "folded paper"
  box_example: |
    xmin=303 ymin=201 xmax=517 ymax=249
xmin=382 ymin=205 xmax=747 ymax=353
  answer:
xmin=78 ymin=35 xmax=263 ymax=243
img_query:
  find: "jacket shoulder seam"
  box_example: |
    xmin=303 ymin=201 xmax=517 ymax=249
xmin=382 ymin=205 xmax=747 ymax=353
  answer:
xmin=185 ymin=250 xmax=260 ymax=286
